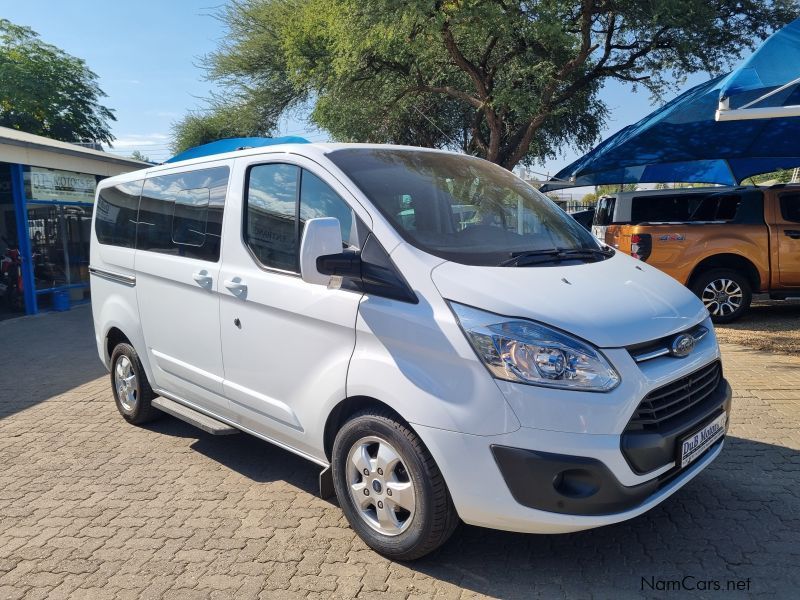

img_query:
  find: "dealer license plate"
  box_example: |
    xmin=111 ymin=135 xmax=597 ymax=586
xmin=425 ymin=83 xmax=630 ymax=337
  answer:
xmin=679 ymin=412 xmax=727 ymax=468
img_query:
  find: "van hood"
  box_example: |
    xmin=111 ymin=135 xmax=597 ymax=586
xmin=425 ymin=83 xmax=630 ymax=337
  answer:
xmin=430 ymin=252 xmax=708 ymax=348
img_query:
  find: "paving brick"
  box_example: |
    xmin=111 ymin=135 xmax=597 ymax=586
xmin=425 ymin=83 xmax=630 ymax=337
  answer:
xmin=1 ymin=307 xmax=798 ymax=598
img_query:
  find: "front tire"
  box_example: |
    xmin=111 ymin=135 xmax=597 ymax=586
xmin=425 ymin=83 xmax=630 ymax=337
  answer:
xmin=691 ymin=268 xmax=752 ymax=324
xmin=331 ymin=409 xmax=459 ymax=560
xmin=110 ymin=343 xmax=160 ymax=425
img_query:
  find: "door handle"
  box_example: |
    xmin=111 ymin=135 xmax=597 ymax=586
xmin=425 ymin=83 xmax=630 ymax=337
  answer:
xmin=784 ymin=229 xmax=800 ymax=239
xmin=192 ymin=270 xmax=213 ymax=288
xmin=224 ymin=278 xmax=248 ymax=296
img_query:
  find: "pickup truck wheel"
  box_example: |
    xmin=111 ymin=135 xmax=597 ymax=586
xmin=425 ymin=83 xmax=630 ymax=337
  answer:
xmin=331 ymin=409 xmax=459 ymax=560
xmin=110 ymin=343 xmax=160 ymax=425
xmin=691 ymin=269 xmax=752 ymax=323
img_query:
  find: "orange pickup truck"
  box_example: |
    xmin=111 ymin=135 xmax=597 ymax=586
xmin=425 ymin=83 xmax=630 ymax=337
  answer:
xmin=603 ymin=185 xmax=800 ymax=322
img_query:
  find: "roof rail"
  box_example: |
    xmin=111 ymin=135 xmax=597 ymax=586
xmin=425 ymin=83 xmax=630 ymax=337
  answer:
xmin=166 ymin=136 xmax=310 ymax=163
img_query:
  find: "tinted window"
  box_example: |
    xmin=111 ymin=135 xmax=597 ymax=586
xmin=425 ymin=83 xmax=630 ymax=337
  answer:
xmin=245 ymin=164 xmax=300 ymax=271
xmin=95 ymin=180 xmax=143 ymax=247
xmin=780 ymin=193 xmax=800 ymax=222
xmin=299 ymin=170 xmax=358 ymax=249
xmin=593 ymin=196 xmax=616 ymax=226
xmin=631 ymin=195 xmax=699 ymax=222
xmin=137 ymin=166 xmax=228 ymax=261
xmin=327 ymin=149 xmax=599 ymax=266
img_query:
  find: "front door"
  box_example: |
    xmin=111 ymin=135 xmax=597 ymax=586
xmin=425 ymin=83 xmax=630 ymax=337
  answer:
xmin=218 ymin=156 xmax=370 ymax=459
xmin=135 ymin=162 xmax=235 ymax=420
xmin=776 ymin=192 xmax=800 ymax=287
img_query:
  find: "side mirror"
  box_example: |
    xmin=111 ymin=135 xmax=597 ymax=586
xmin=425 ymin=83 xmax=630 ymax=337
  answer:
xmin=299 ymin=217 xmax=345 ymax=285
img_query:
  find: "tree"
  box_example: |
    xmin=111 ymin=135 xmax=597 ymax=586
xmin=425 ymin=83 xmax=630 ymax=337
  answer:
xmin=130 ymin=150 xmax=152 ymax=163
xmin=0 ymin=19 xmax=115 ymax=144
xmin=182 ymin=0 xmax=797 ymax=170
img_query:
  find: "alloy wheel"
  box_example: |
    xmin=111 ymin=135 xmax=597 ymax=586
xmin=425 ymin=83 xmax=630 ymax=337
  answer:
xmin=701 ymin=278 xmax=743 ymax=317
xmin=114 ymin=355 xmax=138 ymax=412
xmin=346 ymin=436 xmax=416 ymax=536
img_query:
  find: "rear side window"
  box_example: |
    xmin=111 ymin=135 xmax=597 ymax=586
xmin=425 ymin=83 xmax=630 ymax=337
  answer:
xmin=245 ymin=164 xmax=362 ymax=272
xmin=780 ymin=193 xmax=800 ymax=222
xmin=137 ymin=166 xmax=228 ymax=261
xmin=593 ymin=196 xmax=616 ymax=225
xmin=95 ymin=180 xmax=143 ymax=248
xmin=631 ymin=195 xmax=697 ymax=222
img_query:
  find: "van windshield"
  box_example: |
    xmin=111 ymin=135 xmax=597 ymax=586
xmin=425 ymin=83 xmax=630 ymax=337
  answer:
xmin=327 ymin=148 xmax=603 ymax=266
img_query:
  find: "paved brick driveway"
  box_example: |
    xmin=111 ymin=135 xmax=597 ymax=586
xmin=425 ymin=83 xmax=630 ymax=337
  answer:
xmin=0 ymin=306 xmax=798 ymax=599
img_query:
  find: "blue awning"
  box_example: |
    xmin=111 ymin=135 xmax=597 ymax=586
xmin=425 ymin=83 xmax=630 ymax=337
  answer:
xmin=543 ymin=19 xmax=800 ymax=191
xmin=166 ymin=136 xmax=310 ymax=163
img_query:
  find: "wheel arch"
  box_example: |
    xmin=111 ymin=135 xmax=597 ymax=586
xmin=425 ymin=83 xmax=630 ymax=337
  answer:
xmin=105 ymin=326 xmax=132 ymax=364
xmin=322 ymin=396 xmax=411 ymax=462
xmin=687 ymin=253 xmax=761 ymax=291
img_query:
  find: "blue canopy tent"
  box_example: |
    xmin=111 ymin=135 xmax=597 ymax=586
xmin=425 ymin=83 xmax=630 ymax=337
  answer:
xmin=166 ymin=136 xmax=310 ymax=163
xmin=543 ymin=19 xmax=800 ymax=191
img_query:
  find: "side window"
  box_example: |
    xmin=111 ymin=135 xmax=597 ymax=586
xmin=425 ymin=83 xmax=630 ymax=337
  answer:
xmin=95 ymin=180 xmax=142 ymax=247
xmin=245 ymin=164 xmax=300 ymax=271
xmin=299 ymin=170 xmax=358 ymax=249
xmin=137 ymin=166 xmax=228 ymax=261
xmin=780 ymin=193 xmax=800 ymax=223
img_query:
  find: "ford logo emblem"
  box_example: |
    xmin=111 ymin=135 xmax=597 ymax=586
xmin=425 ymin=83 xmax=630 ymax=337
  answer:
xmin=670 ymin=334 xmax=696 ymax=358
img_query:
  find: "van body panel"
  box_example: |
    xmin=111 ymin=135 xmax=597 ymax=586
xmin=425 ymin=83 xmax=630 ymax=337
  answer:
xmin=430 ymin=251 xmax=708 ymax=348
xmin=346 ymin=243 xmax=521 ymax=437
xmin=215 ymin=153 xmax=372 ymax=460
xmin=90 ymin=143 xmax=731 ymax=542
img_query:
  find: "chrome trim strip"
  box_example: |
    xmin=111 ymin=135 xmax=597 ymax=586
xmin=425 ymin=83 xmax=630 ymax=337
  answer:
xmin=633 ymin=348 xmax=671 ymax=362
xmin=88 ymin=266 xmax=136 ymax=286
xmin=632 ymin=326 xmax=709 ymax=363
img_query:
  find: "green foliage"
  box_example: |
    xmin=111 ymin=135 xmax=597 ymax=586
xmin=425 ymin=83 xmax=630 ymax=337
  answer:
xmin=130 ymin=150 xmax=152 ymax=163
xmin=581 ymin=192 xmax=599 ymax=204
xmin=0 ymin=19 xmax=115 ymax=144
xmin=171 ymin=102 xmax=275 ymax=153
xmin=179 ymin=0 xmax=797 ymax=169
xmin=746 ymin=168 xmax=797 ymax=185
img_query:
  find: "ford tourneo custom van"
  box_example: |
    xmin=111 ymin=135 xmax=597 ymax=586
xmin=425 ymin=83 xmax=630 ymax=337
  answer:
xmin=90 ymin=142 xmax=731 ymax=560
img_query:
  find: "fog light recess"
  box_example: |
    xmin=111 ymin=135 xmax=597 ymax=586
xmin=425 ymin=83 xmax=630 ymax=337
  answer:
xmin=552 ymin=468 xmax=600 ymax=499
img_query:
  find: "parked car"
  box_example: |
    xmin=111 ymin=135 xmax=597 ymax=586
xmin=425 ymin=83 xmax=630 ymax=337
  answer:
xmin=591 ymin=186 xmax=729 ymax=241
xmin=603 ymin=186 xmax=800 ymax=322
xmin=91 ymin=143 xmax=731 ymax=559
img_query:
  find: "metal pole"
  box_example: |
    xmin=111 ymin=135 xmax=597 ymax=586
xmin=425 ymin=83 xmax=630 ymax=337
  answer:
xmin=10 ymin=164 xmax=37 ymax=315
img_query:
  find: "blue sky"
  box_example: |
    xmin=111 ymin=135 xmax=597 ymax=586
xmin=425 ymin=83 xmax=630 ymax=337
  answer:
xmin=3 ymin=1 xmax=708 ymax=173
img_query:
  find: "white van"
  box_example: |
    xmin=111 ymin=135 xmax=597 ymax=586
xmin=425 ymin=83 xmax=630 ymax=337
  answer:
xmin=90 ymin=143 xmax=731 ymax=560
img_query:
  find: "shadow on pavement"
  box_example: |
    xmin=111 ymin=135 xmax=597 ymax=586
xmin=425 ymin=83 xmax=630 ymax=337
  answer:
xmin=150 ymin=414 xmax=799 ymax=598
xmin=0 ymin=305 xmax=107 ymax=419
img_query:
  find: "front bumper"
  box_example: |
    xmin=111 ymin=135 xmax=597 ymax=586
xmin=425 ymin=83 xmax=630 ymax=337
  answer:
xmin=412 ymin=378 xmax=731 ymax=533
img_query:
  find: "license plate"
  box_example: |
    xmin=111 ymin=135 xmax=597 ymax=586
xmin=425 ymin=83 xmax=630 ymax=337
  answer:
xmin=679 ymin=412 xmax=727 ymax=468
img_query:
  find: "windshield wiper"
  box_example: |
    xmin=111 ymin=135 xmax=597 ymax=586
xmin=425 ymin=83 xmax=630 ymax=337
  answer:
xmin=499 ymin=247 xmax=614 ymax=267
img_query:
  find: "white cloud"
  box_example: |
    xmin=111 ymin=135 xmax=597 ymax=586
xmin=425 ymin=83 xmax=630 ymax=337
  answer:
xmin=107 ymin=133 xmax=170 ymax=149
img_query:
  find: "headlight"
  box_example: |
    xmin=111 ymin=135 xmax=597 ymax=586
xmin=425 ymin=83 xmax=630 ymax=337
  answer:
xmin=449 ymin=302 xmax=620 ymax=392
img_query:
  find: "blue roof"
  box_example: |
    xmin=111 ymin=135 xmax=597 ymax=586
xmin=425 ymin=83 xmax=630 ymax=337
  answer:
xmin=166 ymin=136 xmax=310 ymax=163
xmin=543 ymin=19 xmax=800 ymax=190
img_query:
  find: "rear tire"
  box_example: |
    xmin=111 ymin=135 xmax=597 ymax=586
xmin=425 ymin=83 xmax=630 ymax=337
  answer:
xmin=331 ymin=409 xmax=459 ymax=560
xmin=110 ymin=343 xmax=160 ymax=425
xmin=691 ymin=268 xmax=752 ymax=324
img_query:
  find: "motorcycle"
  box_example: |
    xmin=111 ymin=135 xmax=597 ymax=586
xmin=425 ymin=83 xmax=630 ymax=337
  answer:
xmin=1 ymin=236 xmax=24 ymax=311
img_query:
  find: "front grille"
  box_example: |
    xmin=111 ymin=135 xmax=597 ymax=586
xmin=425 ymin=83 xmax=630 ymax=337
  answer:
xmin=626 ymin=361 xmax=722 ymax=431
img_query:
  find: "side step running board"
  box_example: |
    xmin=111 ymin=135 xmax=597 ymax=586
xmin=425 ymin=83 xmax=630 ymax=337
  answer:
xmin=152 ymin=397 xmax=239 ymax=435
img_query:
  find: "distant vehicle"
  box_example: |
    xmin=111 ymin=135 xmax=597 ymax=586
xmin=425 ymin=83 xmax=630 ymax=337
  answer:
xmin=591 ymin=187 xmax=730 ymax=241
xmin=603 ymin=186 xmax=800 ymax=322
xmin=91 ymin=143 xmax=730 ymax=559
